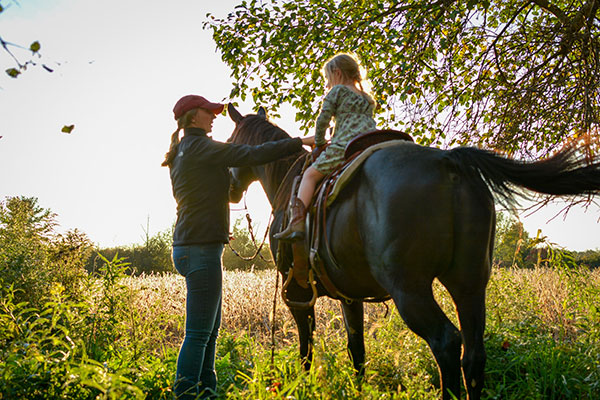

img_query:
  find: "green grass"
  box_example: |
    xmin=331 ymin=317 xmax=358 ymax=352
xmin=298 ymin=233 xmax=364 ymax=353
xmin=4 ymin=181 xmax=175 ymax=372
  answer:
xmin=1 ymin=261 xmax=599 ymax=399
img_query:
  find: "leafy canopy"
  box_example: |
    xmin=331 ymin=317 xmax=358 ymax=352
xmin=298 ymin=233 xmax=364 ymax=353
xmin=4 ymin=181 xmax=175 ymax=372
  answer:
xmin=206 ymin=0 xmax=600 ymax=155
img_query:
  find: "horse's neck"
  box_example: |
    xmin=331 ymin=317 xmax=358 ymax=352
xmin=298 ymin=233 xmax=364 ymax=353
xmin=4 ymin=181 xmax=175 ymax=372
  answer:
xmin=257 ymin=155 xmax=304 ymax=211
xmin=257 ymin=175 xmax=281 ymax=208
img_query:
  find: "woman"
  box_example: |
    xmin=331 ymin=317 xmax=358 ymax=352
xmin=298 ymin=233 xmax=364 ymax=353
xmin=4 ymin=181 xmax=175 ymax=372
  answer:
xmin=162 ymin=94 xmax=314 ymax=399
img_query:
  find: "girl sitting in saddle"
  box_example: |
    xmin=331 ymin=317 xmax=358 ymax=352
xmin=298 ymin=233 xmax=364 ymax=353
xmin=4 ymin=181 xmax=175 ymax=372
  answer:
xmin=274 ymin=53 xmax=377 ymax=242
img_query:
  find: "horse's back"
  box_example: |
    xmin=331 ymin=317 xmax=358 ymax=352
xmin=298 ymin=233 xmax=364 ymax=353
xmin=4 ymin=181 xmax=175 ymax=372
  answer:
xmin=327 ymin=142 xmax=494 ymax=292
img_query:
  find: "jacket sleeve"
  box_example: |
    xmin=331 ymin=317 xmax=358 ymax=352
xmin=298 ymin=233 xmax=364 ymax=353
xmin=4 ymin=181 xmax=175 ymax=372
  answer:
xmin=196 ymin=137 xmax=303 ymax=167
xmin=314 ymin=85 xmax=340 ymax=147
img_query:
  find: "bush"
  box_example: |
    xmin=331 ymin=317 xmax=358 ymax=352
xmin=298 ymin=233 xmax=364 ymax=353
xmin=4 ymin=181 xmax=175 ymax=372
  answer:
xmin=493 ymin=212 xmax=583 ymax=270
xmin=0 ymin=196 xmax=93 ymax=306
xmin=89 ymin=217 xmax=275 ymax=274
xmin=0 ymin=256 xmax=171 ymax=400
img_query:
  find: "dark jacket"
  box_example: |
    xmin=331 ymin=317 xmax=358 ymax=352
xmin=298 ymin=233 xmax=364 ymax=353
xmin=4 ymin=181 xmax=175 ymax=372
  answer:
xmin=169 ymin=127 xmax=302 ymax=246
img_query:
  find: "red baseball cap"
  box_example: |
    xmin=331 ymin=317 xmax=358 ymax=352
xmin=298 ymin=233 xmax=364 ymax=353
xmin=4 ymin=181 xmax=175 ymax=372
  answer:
xmin=173 ymin=95 xmax=225 ymax=119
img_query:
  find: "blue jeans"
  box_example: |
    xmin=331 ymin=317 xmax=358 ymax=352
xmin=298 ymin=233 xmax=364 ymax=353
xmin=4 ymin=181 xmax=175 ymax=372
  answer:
xmin=172 ymin=243 xmax=224 ymax=400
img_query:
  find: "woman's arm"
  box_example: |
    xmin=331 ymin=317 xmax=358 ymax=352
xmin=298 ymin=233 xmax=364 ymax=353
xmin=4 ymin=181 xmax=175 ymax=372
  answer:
xmin=197 ymin=137 xmax=304 ymax=167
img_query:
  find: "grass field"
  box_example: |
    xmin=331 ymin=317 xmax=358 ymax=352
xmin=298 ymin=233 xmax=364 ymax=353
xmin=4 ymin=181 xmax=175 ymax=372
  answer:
xmin=2 ymin=263 xmax=599 ymax=399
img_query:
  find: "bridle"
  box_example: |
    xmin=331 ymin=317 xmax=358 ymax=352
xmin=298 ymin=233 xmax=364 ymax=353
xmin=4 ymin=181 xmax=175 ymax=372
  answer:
xmin=227 ymin=192 xmax=273 ymax=263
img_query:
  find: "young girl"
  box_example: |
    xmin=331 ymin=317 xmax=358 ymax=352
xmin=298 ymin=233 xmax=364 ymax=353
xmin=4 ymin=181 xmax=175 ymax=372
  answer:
xmin=274 ymin=53 xmax=376 ymax=241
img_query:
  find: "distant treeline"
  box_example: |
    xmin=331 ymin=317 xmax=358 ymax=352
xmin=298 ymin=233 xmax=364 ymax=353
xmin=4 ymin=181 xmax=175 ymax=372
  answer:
xmin=86 ymin=217 xmax=274 ymax=275
xmin=91 ymin=210 xmax=599 ymax=273
xmin=1 ymin=196 xmax=598 ymax=296
xmin=493 ymin=212 xmax=600 ymax=269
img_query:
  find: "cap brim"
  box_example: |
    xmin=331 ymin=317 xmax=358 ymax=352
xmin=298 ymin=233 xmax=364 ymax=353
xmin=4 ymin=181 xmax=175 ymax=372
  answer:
xmin=206 ymin=103 xmax=225 ymax=114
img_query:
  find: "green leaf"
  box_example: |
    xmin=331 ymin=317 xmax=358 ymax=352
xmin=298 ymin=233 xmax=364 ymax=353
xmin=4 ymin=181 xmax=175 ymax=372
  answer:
xmin=6 ymin=68 xmax=20 ymax=78
xmin=61 ymin=125 xmax=75 ymax=134
xmin=30 ymin=41 xmax=41 ymax=53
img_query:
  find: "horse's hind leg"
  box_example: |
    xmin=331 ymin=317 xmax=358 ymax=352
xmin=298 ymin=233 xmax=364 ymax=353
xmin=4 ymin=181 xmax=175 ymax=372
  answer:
xmin=341 ymin=300 xmax=365 ymax=375
xmin=390 ymin=284 xmax=462 ymax=400
xmin=440 ymin=267 xmax=489 ymax=400
xmin=439 ymin=189 xmax=493 ymax=400
xmin=452 ymin=288 xmax=486 ymax=400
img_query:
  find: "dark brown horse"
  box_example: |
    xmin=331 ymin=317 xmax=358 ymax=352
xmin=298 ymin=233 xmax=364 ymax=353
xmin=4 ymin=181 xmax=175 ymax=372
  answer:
xmin=226 ymin=104 xmax=600 ymax=399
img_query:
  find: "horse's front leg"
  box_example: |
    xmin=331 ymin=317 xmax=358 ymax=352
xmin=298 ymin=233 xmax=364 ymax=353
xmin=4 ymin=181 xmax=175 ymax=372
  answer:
xmin=341 ymin=300 xmax=365 ymax=376
xmin=290 ymin=306 xmax=315 ymax=371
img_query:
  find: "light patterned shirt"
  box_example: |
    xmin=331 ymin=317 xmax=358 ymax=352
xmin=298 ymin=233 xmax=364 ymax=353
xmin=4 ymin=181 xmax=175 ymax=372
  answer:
xmin=312 ymin=84 xmax=376 ymax=174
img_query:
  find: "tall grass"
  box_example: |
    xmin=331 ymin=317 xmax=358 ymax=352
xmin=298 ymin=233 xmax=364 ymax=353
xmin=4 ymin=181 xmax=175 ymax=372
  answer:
xmin=2 ymin=262 xmax=599 ymax=399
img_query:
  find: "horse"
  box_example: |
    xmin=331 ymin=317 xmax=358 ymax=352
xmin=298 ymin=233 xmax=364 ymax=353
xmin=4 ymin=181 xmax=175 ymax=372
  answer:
xmin=226 ymin=104 xmax=600 ymax=400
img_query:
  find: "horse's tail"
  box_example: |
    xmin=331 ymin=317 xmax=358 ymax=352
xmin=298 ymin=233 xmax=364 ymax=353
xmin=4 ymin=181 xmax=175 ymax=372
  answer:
xmin=444 ymin=145 xmax=600 ymax=207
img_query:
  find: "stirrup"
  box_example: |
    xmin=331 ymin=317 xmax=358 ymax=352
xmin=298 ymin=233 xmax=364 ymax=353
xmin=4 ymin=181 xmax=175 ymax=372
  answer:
xmin=274 ymin=229 xmax=305 ymax=242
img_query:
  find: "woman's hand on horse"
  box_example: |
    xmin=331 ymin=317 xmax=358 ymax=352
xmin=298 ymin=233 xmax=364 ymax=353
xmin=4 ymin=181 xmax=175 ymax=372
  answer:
xmin=301 ymin=136 xmax=315 ymax=147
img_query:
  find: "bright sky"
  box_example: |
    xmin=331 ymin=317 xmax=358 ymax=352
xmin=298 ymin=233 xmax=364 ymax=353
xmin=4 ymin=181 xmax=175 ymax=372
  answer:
xmin=1 ymin=0 xmax=599 ymax=252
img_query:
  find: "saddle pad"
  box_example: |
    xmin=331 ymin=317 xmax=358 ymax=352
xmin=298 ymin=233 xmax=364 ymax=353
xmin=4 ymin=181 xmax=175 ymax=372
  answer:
xmin=325 ymin=140 xmax=415 ymax=207
xmin=344 ymin=129 xmax=413 ymax=159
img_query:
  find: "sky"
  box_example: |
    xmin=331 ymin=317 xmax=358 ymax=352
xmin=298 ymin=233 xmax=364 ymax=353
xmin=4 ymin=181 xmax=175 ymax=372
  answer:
xmin=1 ymin=0 xmax=599 ymax=252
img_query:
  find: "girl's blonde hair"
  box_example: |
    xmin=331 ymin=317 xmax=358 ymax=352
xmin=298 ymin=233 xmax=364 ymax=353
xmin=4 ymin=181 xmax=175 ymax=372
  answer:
xmin=323 ymin=53 xmax=374 ymax=103
xmin=161 ymin=108 xmax=197 ymax=167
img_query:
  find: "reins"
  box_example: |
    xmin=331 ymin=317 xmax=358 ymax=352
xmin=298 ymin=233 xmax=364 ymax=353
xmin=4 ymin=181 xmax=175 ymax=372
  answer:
xmin=227 ymin=193 xmax=273 ymax=262
xmin=270 ymin=264 xmax=279 ymax=367
xmin=228 ymin=150 xmax=308 ymax=261
xmin=271 ymin=152 xmax=311 ymax=212
xmin=228 ymin=194 xmax=281 ymax=368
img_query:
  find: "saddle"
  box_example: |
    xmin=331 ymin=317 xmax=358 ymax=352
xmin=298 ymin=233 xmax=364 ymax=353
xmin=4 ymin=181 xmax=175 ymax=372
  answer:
xmin=287 ymin=130 xmax=413 ymax=301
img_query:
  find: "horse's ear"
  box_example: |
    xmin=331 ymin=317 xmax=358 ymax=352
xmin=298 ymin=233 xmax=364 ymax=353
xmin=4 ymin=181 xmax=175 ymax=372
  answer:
xmin=257 ymin=107 xmax=267 ymax=119
xmin=228 ymin=103 xmax=243 ymax=124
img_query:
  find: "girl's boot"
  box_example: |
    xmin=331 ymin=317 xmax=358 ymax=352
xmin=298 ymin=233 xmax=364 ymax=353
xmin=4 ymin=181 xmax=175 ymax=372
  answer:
xmin=273 ymin=197 xmax=306 ymax=241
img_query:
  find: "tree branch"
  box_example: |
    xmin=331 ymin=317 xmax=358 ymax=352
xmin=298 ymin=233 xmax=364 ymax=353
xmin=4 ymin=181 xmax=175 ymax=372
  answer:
xmin=0 ymin=35 xmax=24 ymax=67
xmin=531 ymin=0 xmax=569 ymax=24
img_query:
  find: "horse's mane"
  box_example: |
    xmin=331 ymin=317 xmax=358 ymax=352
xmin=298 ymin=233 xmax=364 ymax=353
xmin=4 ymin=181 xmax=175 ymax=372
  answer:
xmin=229 ymin=115 xmax=292 ymax=145
xmin=230 ymin=115 xmax=309 ymax=211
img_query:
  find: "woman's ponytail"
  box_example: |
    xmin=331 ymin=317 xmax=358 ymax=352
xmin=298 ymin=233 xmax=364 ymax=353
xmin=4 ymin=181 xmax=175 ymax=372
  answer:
xmin=161 ymin=108 xmax=197 ymax=167
xmin=161 ymin=129 xmax=181 ymax=167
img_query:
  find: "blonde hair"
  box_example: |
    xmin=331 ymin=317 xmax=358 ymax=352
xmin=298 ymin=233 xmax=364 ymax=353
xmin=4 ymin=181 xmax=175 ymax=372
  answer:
xmin=161 ymin=108 xmax=197 ymax=167
xmin=323 ymin=53 xmax=374 ymax=104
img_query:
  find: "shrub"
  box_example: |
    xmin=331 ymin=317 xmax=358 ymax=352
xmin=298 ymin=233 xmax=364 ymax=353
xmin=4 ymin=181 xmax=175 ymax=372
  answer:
xmin=0 ymin=256 xmax=173 ymax=400
xmin=0 ymin=196 xmax=93 ymax=306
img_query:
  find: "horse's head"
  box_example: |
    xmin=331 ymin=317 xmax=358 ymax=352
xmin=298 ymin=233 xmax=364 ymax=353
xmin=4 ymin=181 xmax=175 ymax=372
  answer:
xmin=226 ymin=104 xmax=317 ymax=303
xmin=226 ymin=103 xmax=304 ymax=208
xmin=227 ymin=104 xmax=267 ymax=201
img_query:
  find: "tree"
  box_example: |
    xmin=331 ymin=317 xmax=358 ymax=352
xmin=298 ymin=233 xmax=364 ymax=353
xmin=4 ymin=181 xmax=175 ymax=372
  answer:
xmin=89 ymin=226 xmax=176 ymax=275
xmin=493 ymin=212 xmax=532 ymax=267
xmin=0 ymin=196 xmax=92 ymax=305
xmin=574 ymin=249 xmax=600 ymax=267
xmin=206 ymin=0 xmax=600 ymax=155
xmin=0 ymin=196 xmax=56 ymax=281
xmin=0 ymin=0 xmax=53 ymax=78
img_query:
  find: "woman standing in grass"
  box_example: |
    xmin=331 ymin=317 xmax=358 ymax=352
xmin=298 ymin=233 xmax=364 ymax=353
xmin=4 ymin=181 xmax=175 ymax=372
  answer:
xmin=162 ymin=94 xmax=314 ymax=399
